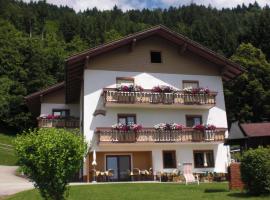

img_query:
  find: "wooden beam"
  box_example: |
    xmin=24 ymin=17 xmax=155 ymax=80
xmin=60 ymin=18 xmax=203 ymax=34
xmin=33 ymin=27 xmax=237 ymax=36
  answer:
xmin=129 ymin=38 xmax=136 ymax=52
xmin=178 ymin=43 xmax=187 ymax=55
xmin=84 ymin=56 xmax=90 ymax=69
xmin=223 ymin=70 xmax=235 ymax=78
xmin=40 ymin=94 xmax=43 ymax=103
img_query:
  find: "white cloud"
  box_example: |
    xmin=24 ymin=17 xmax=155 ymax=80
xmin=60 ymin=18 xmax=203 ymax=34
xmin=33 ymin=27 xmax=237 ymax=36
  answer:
xmin=22 ymin=0 xmax=270 ymax=12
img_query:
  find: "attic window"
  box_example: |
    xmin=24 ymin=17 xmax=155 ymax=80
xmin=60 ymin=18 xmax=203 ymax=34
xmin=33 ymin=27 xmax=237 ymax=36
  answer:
xmin=151 ymin=51 xmax=162 ymax=63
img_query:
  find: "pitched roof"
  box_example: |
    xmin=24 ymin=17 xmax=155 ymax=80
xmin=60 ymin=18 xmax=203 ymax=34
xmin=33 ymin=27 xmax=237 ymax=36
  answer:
xmin=65 ymin=25 xmax=245 ymax=103
xmin=240 ymin=123 xmax=270 ymax=137
xmin=25 ymin=82 xmax=65 ymax=100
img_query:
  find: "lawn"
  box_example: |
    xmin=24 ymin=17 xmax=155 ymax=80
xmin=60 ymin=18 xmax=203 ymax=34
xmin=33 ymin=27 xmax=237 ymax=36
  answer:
xmin=0 ymin=133 xmax=17 ymax=166
xmin=5 ymin=183 xmax=269 ymax=200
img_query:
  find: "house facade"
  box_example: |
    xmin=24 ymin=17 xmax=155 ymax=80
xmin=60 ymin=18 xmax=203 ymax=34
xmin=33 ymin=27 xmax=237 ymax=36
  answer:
xmin=25 ymin=26 xmax=244 ymax=182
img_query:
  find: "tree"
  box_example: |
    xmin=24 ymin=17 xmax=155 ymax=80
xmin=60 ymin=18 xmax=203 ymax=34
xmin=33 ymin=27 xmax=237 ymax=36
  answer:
xmin=15 ymin=128 xmax=87 ymax=200
xmin=225 ymin=43 xmax=270 ymax=124
xmin=104 ymin=29 xmax=122 ymax=43
xmin=240 ymin=147 xmax=270 ymax=195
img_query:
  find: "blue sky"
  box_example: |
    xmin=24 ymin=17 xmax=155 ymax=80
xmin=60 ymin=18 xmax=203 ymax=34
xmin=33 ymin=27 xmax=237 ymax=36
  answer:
xmin=23 ymin=0 xmax=270 ymax=12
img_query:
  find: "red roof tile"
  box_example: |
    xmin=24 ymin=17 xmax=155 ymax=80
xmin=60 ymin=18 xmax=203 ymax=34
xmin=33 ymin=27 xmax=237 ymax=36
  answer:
xmin=240 ymin=123 xmax=270 ymax=137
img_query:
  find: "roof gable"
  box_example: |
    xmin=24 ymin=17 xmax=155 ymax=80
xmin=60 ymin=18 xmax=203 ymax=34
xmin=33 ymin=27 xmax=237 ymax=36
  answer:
xmin=65 ymin=25 xmax=245 ymax=103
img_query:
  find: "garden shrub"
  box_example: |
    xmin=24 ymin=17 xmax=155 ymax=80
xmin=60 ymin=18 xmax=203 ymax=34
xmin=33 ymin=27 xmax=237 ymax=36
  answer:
xmin=240 ymin=146 xmax=270 ymax=195
xmin=15 ymin=128 xmax=87 ymax=200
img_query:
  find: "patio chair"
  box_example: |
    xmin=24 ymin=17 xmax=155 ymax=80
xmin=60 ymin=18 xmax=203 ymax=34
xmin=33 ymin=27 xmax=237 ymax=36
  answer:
xmin=105 ymin=169 xmax=114 ymax=182
xmin=130 ymin=168 xmax=141 ymax=181
xmin=183 ymin=163 xmax=199 ymax=185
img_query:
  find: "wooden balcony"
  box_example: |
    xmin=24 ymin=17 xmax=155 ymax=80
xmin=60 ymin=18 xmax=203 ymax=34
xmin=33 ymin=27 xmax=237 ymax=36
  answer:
xmin=96 ymin=127 xmax=226 ymax=144
xmin=103 ymin=88 xmax=217 ymax=109
xmin=38 ymin=118 xmax=80 ymax=128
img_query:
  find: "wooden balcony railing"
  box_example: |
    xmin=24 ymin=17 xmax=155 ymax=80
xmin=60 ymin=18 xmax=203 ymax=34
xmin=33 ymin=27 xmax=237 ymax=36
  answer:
xmin=103 ymin=88 xmax=217 ymax=107
xmin=38 ymin=118 xmax=80 ymax=128
xmin=96 ymin=127 xmax=226 ymax=143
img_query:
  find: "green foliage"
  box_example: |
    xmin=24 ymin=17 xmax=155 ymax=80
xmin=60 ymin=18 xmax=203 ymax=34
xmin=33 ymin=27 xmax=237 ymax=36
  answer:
xmin=15 ymin=128 xmax=87 ymax=200
xmin=104 ymin=29 xmax=122 ymax=43
xmin=225 ymin=43 xmax=270 ymax=124
xmin=1 ymin=1 xmax=270 ymax=130
xmin=240 ymin=147 xmax=270 ymax=195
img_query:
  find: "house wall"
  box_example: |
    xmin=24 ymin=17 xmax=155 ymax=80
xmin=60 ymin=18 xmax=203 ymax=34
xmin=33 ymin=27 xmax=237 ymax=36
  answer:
xmin=40 ymin=103 xmax=80 ymax=117
xmin=83 ymin=70 xmax=229 ymax=175
xmin=84 ymin=70 xmax=227 ymax=142
xmin=40 ymin=88 xmax=80 ymax=117
xmin=82 ymin=35 xmax=229 ymax=177
xmin=89 ymin=143 xmax=229 ymax=175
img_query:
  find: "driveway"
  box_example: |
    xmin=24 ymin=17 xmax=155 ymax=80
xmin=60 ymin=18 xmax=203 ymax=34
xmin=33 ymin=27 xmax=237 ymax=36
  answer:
xmin=0 ymin=166 xmax=34 ymax=196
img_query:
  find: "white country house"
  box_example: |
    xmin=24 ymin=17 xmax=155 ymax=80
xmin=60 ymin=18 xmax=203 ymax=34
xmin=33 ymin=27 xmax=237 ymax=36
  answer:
xmin=25 ymin=25 xmax=244 ymax=182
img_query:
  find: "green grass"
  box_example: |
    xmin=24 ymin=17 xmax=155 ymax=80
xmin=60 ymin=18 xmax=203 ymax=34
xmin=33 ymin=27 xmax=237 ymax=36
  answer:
xmin=0 ymin=133 xmax=17 ymax=166
xmin=5 ymin=183 xmax=269 ymax=200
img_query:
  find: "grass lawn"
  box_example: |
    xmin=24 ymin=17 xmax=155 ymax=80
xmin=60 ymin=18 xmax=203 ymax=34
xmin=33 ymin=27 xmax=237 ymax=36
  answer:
xmin=5 ymin=183 xmax=269 ymax=200
xmin=0 ymin=133 xmax=17 ymax=166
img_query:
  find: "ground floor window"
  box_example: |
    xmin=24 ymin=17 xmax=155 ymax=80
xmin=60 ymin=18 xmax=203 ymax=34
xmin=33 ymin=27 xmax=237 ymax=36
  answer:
xmin=163 ymin=150 xmax=176 ymax=168
xmin=193 ymin=150 xmax=214 ymax=168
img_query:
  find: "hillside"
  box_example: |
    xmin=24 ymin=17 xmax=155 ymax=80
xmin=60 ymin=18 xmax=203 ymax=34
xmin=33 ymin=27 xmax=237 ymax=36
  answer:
xmin=0 ymin=0 xmax=270 ymax=131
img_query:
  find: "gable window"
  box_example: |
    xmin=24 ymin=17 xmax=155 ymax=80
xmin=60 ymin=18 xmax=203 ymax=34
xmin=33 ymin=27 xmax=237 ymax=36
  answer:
xmin=52 ymin=109 xmax=70 ymax=117
xmin=193 ymin=150 xmax=214 ymax=168
xmin=163 ymin=150 xmax=176 ymax=168
xmin=183 ymin=80 xmax=199 ymax=89
xmin=186 ymin=115 xmax=202 ymax=127
xmin=116 ymin=77 xmax=134 ymax=87
xmin=150 ymin=51 xmax=162 ymax=63
xmin=118 ymin=114 xmax=136 ymax=126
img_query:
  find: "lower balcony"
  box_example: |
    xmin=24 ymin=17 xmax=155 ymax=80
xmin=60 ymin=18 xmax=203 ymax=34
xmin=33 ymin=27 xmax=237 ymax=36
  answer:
xmin=95 ymin=127 xmax=226 ymax=143
xmin=38 ymin=118 xmax=80 ymax=128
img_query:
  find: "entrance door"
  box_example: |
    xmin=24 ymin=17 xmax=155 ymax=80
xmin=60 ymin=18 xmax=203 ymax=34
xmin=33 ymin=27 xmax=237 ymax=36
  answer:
xmin=106 ymin=155 xmax=131 ymax=181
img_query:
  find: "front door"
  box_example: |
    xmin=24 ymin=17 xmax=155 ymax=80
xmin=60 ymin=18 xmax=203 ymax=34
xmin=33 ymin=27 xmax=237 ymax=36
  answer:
xmin=106 ymin=155 xmax=131 ymax=181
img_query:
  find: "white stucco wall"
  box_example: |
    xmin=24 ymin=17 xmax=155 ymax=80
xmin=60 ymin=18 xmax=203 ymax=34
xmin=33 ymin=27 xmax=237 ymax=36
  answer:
xmin=40 ymin=103 xmax=80 ymax=117
xmin=83 ymin=69 xmax=229 ymax=174
xmin=84 ymin=70 xmax=227 ymax=141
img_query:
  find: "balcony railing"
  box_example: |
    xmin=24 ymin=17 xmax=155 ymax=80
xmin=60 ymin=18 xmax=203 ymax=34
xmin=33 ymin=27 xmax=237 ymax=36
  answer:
xmin=38 ymin=118 xmax=80 ymax=128
xmin=103 ymin=88 xmax=217 ymax=107
xmin=96 ymin=127 xmax=226 ymax=143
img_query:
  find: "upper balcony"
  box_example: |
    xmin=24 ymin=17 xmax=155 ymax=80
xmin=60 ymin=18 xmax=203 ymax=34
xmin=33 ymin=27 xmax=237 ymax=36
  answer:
xmin=95 ymin=127 xmax=226 ymax=144
xmin=38 ymin=117 xmax=80 ymax=129
xmin=103 ymin=88 xmax=217 ymax=109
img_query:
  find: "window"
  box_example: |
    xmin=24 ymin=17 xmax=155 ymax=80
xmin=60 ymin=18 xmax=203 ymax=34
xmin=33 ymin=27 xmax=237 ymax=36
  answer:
xmin=150 ymin=51 xmax=162 ymax=63
xmin=193 ymin=150 xmax=214 ymax=168
xmin=163 ymin=150 xmax=176 ymax=168
xmin=183 ymin=80 xmax=199 ymax=89
xmin=186 ymin=115 xmax=202 ymax=127
xmin=116 ymin=77 xmax=134 ymax=86
xmin=118 ymin=114 xmax=136 ymax=125
xmin=52 ymin=109 xmax=70 ymax=117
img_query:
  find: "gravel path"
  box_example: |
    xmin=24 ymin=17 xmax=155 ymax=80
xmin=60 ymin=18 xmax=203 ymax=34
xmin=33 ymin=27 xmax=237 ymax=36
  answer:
xmin=0 ymin=166 xmax=33 ymax=196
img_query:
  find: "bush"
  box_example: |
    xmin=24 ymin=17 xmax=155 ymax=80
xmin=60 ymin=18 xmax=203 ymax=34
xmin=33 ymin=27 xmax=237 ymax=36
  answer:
xmin=240 ymin=147 xmax=270 ymax=195
xmin=15 ymin=128 xmax=87 ymax=200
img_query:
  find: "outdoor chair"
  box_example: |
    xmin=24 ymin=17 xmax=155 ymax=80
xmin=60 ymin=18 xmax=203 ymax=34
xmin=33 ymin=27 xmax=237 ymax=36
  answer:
xmin=183 ymin=163 xmax=199 ymax=185
xmin=130 ymin=168 xmax=141 ymax=181
xmin=105 ymin=169 xmax=114 ymax=182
